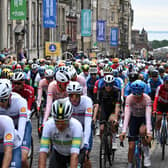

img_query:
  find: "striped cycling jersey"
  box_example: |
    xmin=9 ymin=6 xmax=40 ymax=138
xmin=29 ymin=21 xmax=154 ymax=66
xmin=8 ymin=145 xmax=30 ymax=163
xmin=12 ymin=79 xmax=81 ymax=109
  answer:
xmin=40 ymin=117 xmax=83 ymax=156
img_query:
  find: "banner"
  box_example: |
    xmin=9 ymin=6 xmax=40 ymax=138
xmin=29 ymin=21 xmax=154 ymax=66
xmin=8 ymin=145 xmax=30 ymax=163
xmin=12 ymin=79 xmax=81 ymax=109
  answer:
xmin=81 ymin=10 xmax=92 ymax=37
xmin=43 ymin=0 xmax=57 ymax=28
xmin=96 ymin=20 xmax=106 ymax=42
xmin=10 ymin=0 xmax=26 ymax=20
xmin=110 ymin=27 xmax=119 ymax=47
xmin=45 ymin=42 xmax=61 ymax=56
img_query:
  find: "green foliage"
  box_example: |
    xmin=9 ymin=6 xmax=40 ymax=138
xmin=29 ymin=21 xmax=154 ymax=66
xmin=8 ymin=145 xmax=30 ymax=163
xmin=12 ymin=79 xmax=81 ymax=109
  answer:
xmin=151 ymin=40 xmax=168 ymax=49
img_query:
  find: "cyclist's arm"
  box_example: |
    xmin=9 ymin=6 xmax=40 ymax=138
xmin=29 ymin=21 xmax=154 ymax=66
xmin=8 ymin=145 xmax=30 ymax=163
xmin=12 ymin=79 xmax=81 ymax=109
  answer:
xmin=38 ymin=152 xmax=47 ymax=168
xmin=2 ymin=146 xmax=13 ymax=168
xmin=27 ymin=86 xmax=35 ymax=110
xmin=84 ymin=99 xmax=93 ymax=146
xmin=43 ymin=84 xmax=53 ymax=123
xmin=153 ymin=86 xmax=160 ymax=112
xmin=145 ymin=97 xmax=152 ymax=134
xmin=122 ymin=97 xmax=131 ymax=133
xmin=70 ymin=153 xmax=78 ymax=168
xmin=18 ymin=99 xmax=28 ymax=143
xmin=37 ymin=80 xmax=43 ymax=108
xmin=114 ymin=89 xmax=121 ymax=119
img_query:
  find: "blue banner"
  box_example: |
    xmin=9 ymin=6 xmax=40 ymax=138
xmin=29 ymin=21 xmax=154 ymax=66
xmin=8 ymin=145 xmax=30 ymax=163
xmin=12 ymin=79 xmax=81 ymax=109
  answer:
xmin=96 ymin=20 xmax=106 ymax=42
xmin=43 ymin=0 xmax=57 ymax=28
xmin=110 ymin=27 xmax=119 ymax=47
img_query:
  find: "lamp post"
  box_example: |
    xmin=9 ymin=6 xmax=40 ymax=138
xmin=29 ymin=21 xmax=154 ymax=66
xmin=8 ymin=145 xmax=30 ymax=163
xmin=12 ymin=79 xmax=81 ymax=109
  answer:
xmin=37 ymin=0 xmax=40 ymax=58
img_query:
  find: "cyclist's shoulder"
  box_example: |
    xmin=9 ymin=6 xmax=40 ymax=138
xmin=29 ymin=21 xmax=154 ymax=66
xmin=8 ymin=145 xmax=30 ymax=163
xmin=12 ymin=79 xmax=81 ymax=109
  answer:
xmin=81 ymin=95 xmax=92 ymax=103
xmin=70 ymin=117 xmax=83 ymax=132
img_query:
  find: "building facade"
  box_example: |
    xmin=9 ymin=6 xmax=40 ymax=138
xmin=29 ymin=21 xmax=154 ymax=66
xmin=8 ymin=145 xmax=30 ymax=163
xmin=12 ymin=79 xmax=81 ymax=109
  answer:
xmin=0 ymin=0 xmax=133 ymax=59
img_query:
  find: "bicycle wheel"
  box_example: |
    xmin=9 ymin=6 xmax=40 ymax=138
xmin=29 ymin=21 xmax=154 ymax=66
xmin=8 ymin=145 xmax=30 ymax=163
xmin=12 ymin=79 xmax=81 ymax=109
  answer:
xmin=161 ymin=126 xmax=166 ymax=160
xmin=107 ymin=134 xmax=115 ymax=166
xmin=28 ymin=136 xmax=34 ymax=168
xmin=99 ymin=136 xmax=107 ymax=168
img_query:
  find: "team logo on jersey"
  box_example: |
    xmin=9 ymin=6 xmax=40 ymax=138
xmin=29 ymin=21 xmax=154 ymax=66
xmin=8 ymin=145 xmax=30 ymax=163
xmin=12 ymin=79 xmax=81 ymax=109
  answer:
xmin=87 ymin=108 xmax=92 ymax=113
xmin=5 ymin=133 xmax=12 ymax=141
xmin=21 ymin=107 xmax=26 ymax=113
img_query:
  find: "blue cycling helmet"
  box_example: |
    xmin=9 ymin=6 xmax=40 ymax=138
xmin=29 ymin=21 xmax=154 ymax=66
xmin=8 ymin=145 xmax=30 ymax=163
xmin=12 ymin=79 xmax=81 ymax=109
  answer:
xmin=131 ymin=80 xmax=145 ymax=95
xmin=38 ymin=66 xmax=46 ymax=77
xmin=163 ymin=75 xmax=168 ymax=82
xmin=113 ymin=69 xmax=119 ymax=77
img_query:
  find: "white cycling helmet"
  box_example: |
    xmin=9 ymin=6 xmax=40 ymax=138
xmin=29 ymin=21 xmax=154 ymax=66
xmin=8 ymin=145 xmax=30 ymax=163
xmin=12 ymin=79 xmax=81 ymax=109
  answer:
xmin=31 ymin=63 xmax=39 ymax=70
xmin=67 ymin=65 xmax=77 ymax=79
xmin=0 ymin=79 xmax=12 ymax=99
xmin=66 ymin=81 xmax=83 ymax=94
xmin=89 ymin=67 xmax=98 ymax=74
xmin=104 ymin=75 xmax=115 ymax=83
xmin=52 ymin=98 xmax=72 ymax=120
xmin=55 ymin=66 xmax=71 ymax=83
xmin=12 ymin=71 xmax=25 ymax=81
xmin=45 ymin=69 xmax=54 ymax=78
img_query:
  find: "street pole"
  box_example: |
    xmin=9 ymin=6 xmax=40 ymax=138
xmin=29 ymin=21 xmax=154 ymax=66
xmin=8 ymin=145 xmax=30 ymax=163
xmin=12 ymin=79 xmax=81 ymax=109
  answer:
xmin=81 ymin=0 xmax=84 ymax=51
xmin=37 ymin=0 xmax=40 ymax=58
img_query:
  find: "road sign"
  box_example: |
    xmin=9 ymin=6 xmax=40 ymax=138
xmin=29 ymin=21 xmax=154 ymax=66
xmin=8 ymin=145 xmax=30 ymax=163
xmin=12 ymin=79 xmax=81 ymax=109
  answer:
xmin=45 ymin=42 xmax=61 ymax=56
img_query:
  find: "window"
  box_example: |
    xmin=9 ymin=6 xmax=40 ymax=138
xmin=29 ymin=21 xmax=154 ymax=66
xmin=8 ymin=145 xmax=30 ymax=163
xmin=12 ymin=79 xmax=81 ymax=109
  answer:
xmin=32 ymin=2 xmax=36 ymax=23
xmin=32 ymin=25 xmax=36 ymax=48
xmin=111 ymin=12 xmax=114 ymax=22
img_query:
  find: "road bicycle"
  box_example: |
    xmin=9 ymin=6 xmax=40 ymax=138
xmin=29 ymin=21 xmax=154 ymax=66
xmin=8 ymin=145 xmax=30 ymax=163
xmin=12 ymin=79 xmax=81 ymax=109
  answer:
xmin=28 ymin=136 xmax=34 ymax=168
xmin=99 ymin=121 xmax=115 ymax=168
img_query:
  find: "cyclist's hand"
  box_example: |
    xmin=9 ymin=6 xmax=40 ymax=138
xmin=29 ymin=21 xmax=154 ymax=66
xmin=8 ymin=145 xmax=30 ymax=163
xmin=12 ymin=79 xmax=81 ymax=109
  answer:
xmin=119 ymin=132 xmax=126 ymax=142
xmin=146 ymin=133 xmax=152 ymax=143
xmin=152 ymin=111 xmax=157 ymax=117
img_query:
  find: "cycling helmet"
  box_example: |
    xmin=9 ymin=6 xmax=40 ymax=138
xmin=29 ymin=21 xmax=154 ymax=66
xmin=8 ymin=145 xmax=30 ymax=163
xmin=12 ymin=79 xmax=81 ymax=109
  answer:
xmin=103 ymin=65 xmax=113 ymax=74
xmin=163 ymin=75 xmax=168 ymax=82
xmin=118 ymin=66 xmax=123 ymax=73
xmin=104 ymin=75 xmax=115 ymax=83
xmin=128 ymin=72 xmax=139 ymax=82
xmin=89 ymin=67 xmax=98 ymax=74
xmin=0 ymin=79 xmax=12 ymax=99
xmin=55 ymin=66 xmax=71 ymax=83
xmin=12 ymin=71 xmax=25 ymax=81
xmin=31 ymin=63 xmax=39 ymax=70
xmin=45 ymin=69 xmax=54 ymax=77
xmin=28 ymin=60 xmax=33 ymax=65
xmin=113 ymin=58 xmax=119 ymax=63
xmin=158 ymin=66 xmax=165 ymax=73
xmin=39 ymin=58 xmax=45 ymax=64
xmin=82 ymin=64 xmax=89 ymax=71
xmin=12 ymin=64 xmax=21 ymax=70
xmin=38 ymin=66 xmax=46 ymax=77
xmin=52 ymin=98 xmax=72 ymax=121
xmin=151 ymin=69 xmax=159 ymax=77
xmin=131 ymin=80 xmax=145 ymax=95
xmin=1 ymin=68 xmax=11 ymax=79
xmin=0 ymin=54 xmax=5 ymax=62
xmin=66 ymin=81 xmax=83 ymax=94
xmin=113 ymin=69 xmax=119 ymax=77
xmin=67 ymin=65 xmax=77 ymax=79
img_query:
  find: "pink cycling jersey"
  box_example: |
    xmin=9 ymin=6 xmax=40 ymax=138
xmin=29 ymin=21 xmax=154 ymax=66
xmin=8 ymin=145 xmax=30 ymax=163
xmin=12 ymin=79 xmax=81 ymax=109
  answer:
xmin=43 ymin=80 xmax=68 ymax=123
xmin=76 ymin=75 xmax=87 ymax=95
xmin=123 ymin=93 xmax=152 ymax=134
xmin=37 ymin=78 xmax=49 ymax=107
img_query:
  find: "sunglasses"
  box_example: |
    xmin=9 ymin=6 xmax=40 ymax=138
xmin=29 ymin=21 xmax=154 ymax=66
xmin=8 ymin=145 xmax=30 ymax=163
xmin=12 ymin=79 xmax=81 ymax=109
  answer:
xmin=55 ymin=120 xmax=69 ymax=125
xmin=105 ymin=83 xmax=113 ymax=87
xmin=46 ymin=77 xmax=53 ymax=81
xmin=0 ymin=98 xmax=9 ymax=103
xmin=69 ymin=94 xmax=80 ymax=98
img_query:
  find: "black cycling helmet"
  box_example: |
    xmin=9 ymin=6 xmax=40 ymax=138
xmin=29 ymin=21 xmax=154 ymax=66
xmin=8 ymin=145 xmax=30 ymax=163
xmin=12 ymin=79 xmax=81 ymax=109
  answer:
xmin=128 ymin=72 xmax=139 ymax=82
xmin=158 ymin=66 xmax=165 ymax=73
xmin=151 ymin=69 xmax=159 ymax=77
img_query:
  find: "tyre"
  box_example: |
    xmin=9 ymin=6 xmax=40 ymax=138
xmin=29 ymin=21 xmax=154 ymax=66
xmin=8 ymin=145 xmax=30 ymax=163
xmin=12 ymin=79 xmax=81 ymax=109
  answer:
xmin=37 ymin=105 xmax=44 ymax=139
xmin=161 ymin=126 xmax=166 ymax=160
xmin=107 ymin=135 xmax=114 ymax=166
xmin=28 ymin=136 xmax=34 ymax=168
xmin=99 ymin=136 xmax=107 ymax=168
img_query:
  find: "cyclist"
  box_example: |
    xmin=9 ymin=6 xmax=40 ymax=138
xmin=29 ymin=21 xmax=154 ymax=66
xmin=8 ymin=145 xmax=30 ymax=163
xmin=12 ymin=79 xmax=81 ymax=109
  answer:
xmin=94 ymin=75 xmax=121 ymax=149
xmin=120 ymin=80 xmax=152 ymax=168
xmin=0 ymin=115 xmax=21 ymax=168
xmin=12 ymin=70 xmax=35 ymax=111
xmin=43 ymin=66 xmax=71 ymax=124
xmin=66 ymin=81 xmax=93 ymax=160
xmin=0 ymin=79 xmax=31 ymax=168
xmin=39 ymin=99 xmax=83 ymax=168
xmin=37 ymin=69 xmax=54 ymax=111
xmin=79 ymin=64 xmax=90 ymax=80
xmin=153 ymin=75 xmax=168 ymax=143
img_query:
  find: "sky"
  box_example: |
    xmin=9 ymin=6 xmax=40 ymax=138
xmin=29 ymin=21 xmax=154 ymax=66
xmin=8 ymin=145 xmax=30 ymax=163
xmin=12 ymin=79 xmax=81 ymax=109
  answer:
xmin=131 ymin=0 xmax=168 ymax=40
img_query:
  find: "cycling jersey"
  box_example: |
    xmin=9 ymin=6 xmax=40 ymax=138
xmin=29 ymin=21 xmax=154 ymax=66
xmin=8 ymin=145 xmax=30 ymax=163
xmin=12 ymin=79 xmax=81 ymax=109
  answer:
xmin=70 ymin=95 xmax=93 ymax=146
xmin=76 ymin=75 xmax=87 ymax=95
xmin=43 ymin=80 xmax=68 ymax=123
xmin=40 ymin=117 xmax=83 ymax=156
xmin=153 ymin=84 xmax=168 ymax=113
xmin=12 ymin=83 xmax=35 ymax=110
xmin=0 ymin=92 xmax=28 ymax=143
xmin=123 ymin=93 xmax=152 ymax=134
xmin=0 ymin=115 xmax=21 ymax=152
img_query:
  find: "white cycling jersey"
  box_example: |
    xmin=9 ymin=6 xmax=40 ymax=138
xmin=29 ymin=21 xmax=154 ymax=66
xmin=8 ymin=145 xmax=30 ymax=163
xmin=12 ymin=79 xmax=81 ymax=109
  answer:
xmin=70 ymin=95 xmax=93 ymax=146
xmin=0 ymin=92 xmax=28 ymax=143
xmin=40 ymin=117 xmax=83 ymax=156
xmin=0 ymin=115 xmax=21 ymax=152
